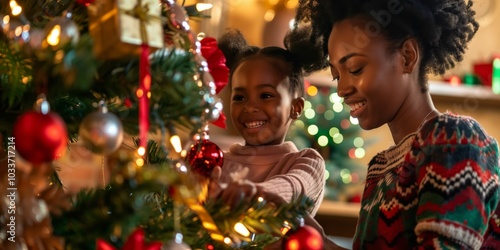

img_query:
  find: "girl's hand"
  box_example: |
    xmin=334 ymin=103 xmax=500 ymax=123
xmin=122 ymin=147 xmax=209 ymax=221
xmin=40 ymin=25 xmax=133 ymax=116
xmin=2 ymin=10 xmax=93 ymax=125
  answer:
xmin=208 ymin=166 xmax=260 ymax=208
xmin=208 ymin=166 xmax=224 ymax=199
xmin=218 ymin=179 xmax=259 ymax=208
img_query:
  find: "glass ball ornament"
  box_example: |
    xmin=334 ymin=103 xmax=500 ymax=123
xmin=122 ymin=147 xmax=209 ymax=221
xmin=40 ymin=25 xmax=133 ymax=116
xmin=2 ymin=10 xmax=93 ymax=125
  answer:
xmin=13 ymin=111 xmax=68 ymax=164
xmin=79 ymin=102 xmax=124 ymax=154
xmin=187 ymin=139 xmax=223 ymax=177
xmin=162 ymin=239 xmax=191 ymax=250
xmin=163 ymin=0 xmax=191 ymax=32
xmin=283 ymin=225 xmax=323 ymax=250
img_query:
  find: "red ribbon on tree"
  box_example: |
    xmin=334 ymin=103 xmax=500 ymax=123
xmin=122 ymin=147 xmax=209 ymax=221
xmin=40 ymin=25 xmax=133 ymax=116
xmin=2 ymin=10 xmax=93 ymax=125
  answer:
xmin=138 ymin=43 xmax=151 ymax=150
xmin=96 ymin=228 xmax=162 ymax=250
xmin=200 ymin=37 xmax=229 ymax=129
xmin=124 ymin=0 xmax=153 ymax=151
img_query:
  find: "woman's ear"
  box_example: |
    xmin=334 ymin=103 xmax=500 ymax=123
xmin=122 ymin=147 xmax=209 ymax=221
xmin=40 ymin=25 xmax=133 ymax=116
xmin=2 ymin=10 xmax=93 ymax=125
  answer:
xmin=291 ymin=97 xmax=305 ymax=119
xmin=401 ymin=38 xmax=419 ymax=74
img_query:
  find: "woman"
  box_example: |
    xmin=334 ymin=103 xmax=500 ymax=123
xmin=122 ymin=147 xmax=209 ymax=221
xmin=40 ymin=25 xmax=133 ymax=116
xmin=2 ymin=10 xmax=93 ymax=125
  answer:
xmin=287 ymin=0 xmax=500 ymax=249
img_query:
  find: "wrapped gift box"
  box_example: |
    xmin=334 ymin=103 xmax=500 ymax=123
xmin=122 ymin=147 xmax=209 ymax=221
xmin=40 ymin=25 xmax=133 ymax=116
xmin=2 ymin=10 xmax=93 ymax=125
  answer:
xmin=88 ymin=0 xmax=164 ymax=59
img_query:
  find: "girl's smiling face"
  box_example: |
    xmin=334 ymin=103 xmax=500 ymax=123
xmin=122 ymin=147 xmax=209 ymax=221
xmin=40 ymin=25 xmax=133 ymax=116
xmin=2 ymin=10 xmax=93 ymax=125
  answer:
xmin=230 ymin=57 xmax=302 ymax=146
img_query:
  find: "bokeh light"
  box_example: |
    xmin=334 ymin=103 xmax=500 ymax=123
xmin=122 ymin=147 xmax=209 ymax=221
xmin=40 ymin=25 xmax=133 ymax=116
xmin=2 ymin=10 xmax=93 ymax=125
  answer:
xmin=304 ymin=109 xmax=315 ymax=119
xmin=315 ymin=104 xmax=326 ymax=114
xmin=350 ymin=116 xmax=359 ymax=125
xmin=329 ymin=92 xmax=342 ymax=103
xmin=329 ymin=127 xmax=340 ymax=138
xmin=355 ymin=148 xmax=365 ymax=158
xmin=317 ymin=135 xmax=328 ymax=147
xmin=353 ymin=137 xmax=364 ymax=147
xmin=340 ymin=119 xmax=351 ymax=129
xmin=333 ymin=102 xmax=343 ymax=112
xmin=307 ymin=85 xmax=318 ymax=97
xmin=307 ymin=125 xmax=318 ymax=135
xmin=332 ymin=133 xmax=343 ymax=144
xmin=324 ymin=110 xmax=335 ymax=120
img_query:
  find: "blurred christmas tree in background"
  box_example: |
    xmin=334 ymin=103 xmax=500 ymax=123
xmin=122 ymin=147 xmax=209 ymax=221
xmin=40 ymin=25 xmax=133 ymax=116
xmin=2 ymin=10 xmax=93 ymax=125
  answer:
xmin=0 ymin=0 xmax=318 ymax=249
xmin=288 ymin=82 xmax=367 ymax=202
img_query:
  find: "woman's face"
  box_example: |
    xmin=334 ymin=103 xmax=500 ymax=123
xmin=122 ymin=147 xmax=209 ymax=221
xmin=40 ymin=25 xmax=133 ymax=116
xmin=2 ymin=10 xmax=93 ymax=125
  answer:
xmin=327 ymin=17 xmax=413 ymax=130
xmin=230 ymin=58 xmax=298 ymax=146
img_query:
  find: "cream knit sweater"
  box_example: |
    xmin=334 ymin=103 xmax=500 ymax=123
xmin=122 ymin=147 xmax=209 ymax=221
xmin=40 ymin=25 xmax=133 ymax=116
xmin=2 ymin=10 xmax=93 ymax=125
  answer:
xmin=220 ymin=141 xmax=326 ymax=216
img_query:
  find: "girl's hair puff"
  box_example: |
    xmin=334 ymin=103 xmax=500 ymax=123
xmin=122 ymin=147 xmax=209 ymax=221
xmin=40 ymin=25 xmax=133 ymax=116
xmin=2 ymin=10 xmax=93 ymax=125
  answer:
xmin=218 ymin=28 xmax=326 ymax=97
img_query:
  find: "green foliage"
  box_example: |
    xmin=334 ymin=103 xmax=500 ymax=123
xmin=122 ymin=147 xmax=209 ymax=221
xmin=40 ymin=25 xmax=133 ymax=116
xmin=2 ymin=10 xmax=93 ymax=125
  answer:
xmin=1 ymin=1 xmax=313 ymax=249
xmin=52 ymin=161 xmax=311 ymax=249
xmin=0 ymin=1 xmax=211 ymax=145
xmin=0 ymin=38 xmax=32 ymax=109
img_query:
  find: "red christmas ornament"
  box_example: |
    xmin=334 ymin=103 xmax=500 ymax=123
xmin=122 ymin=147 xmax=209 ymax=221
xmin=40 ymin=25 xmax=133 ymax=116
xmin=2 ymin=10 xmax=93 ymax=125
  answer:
xmin=96 ymin=228 xmax=162 ymax=250
xmin=187 ymin=139 xmax=223 ymax=177
xmin=76 ymin=0 xmax=95 ymax=6
xmin=283 ymin=225 xmax=323 ymax=250
xmin=13 ymin=111 xmax=68 ymax=164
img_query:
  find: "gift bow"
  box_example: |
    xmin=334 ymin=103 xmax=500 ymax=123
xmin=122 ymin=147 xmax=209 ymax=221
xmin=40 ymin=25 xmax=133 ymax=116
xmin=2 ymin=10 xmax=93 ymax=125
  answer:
xmin=200 ymin=37 xmax=229 ymax=94
xmin=200 ymin=37 xmax=229 ymax=129
xmin=96 ymin=228 xmax=162 ymax=250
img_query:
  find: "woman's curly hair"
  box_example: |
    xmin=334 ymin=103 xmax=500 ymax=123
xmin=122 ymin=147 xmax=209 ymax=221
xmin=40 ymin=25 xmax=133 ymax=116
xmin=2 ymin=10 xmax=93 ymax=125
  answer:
xmin=218 ymin=28 xmax=325 ymax=97
xmin=293 ymin=0 xmax=479 ymax=88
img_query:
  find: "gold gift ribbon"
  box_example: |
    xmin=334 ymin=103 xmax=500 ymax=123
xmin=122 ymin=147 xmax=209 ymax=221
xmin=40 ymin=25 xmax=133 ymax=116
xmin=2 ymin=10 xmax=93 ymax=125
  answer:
xmin=89 ymin=0 xmax=165 ymax=45
xmin=123 ymin=0 xmax=149 ymax=44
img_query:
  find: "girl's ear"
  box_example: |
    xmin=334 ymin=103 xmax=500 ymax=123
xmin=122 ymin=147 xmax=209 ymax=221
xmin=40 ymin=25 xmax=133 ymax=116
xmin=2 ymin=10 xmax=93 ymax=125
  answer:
xmin=291 ymin=97 xmax=305 ymax=119
xmin=401 ymin=38 xmax=419 ymax=74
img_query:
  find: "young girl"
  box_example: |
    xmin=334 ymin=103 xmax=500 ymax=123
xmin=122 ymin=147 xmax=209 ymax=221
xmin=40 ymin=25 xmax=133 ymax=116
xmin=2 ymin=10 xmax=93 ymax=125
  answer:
xmin=211 ymin=29 xmax=326 ymax=216
xmin=287 ymin=0 xmax=500 ymax=249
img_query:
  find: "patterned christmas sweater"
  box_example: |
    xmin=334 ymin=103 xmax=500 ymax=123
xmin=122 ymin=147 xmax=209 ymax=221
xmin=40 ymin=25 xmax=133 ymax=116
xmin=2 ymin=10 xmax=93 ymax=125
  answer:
xmin=353 ymin=113 xmax=500 ymax=249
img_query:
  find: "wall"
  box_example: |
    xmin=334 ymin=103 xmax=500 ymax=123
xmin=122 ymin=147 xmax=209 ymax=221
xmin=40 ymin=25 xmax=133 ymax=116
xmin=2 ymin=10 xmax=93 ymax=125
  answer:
xmin=359 ymin=96 xmax=500 ymax=167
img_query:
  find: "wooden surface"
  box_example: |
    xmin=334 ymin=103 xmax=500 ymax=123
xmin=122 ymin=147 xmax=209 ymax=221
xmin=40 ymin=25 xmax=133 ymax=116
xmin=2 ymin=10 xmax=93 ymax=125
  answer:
xmin=315 ymin=200 xmax=360 ymax=238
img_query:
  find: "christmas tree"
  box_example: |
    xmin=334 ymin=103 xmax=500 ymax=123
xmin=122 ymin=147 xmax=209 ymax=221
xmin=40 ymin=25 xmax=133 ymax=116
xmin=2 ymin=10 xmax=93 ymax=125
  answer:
xmin=288 ymin=82 xmax=366 ymax=202
xmin=0 ymin=1 xmax=317 ymax=249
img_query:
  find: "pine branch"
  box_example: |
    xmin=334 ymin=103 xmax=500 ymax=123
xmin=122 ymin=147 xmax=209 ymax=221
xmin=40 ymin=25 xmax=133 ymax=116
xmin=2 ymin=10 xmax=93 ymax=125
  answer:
xmin=0 ymin=39 xmax=32 ymax=109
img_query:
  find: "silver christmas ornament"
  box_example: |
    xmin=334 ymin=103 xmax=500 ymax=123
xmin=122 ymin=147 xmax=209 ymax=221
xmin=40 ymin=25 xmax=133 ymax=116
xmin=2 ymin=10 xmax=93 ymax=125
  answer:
xmin=162 ymin=233 xmax=191 ymax=250
xmin=161 ymin=241 xmax=191 ymax=250
xmin=79 ymin=101 xmax=123 ymax=154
